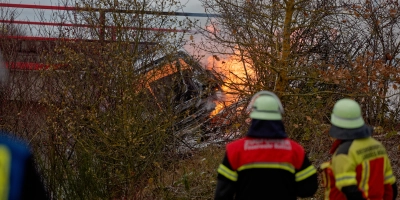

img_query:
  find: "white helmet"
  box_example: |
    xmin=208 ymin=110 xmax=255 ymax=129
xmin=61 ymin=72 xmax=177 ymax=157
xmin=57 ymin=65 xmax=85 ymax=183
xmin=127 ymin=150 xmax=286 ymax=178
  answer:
xmin=247 ymin=91 xmax=283 ymax=120
xmin=331 ymin=98 xmax=364 ymax=129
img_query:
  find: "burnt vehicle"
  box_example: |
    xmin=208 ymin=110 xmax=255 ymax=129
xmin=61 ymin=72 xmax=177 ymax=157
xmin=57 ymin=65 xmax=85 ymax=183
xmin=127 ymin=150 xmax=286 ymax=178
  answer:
xmin=139 ymin=51 xmax=223 ymax=137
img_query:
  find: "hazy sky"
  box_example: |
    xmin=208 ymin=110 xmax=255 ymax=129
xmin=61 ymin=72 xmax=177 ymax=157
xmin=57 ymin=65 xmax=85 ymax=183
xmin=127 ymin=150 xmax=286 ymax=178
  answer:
xmin=6 ymin=0 xmax=204 ymax=14
xmin=5 ymin=0 xmax=207 ymax=33
xmin=4 ymin=0 xmax=210 ymax=61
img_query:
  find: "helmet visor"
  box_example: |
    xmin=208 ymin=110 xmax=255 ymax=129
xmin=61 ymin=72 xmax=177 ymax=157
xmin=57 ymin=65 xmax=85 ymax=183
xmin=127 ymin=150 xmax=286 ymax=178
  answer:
xmin=331 ymin=113 xmax=364 ymax=129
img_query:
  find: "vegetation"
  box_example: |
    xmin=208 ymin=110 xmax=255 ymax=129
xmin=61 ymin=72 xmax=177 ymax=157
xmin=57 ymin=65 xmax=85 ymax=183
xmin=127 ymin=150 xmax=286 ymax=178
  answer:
xmin=0 ymin=0 xmax=399 ymax=199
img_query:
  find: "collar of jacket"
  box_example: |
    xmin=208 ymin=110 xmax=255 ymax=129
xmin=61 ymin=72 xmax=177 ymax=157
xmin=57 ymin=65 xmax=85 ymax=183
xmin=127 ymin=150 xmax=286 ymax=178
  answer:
xmin=329 ymin=124 xmax=372 ymax=140
xmin=246 ymin=119 xmax=288 ymax=138
xmin=329 ymin=139 xmax=343 ymax=154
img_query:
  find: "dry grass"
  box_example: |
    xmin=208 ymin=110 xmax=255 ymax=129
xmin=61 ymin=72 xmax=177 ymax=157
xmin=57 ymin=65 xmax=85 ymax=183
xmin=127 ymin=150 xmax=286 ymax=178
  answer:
xmin=139 ymin=132 xmax=400 ymax=200
xmin=140 ymin=144 xmax=225 ymax=199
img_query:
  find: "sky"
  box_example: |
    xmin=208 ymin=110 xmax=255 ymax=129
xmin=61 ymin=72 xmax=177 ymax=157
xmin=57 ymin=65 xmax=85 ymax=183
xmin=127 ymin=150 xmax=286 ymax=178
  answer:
xmin=4 ymin=0 xmax=207 ymax=41
xmin=7 ymin=0 xmax=202 ymax=8
xmin=3 ymin=0 xmax=212 ymax=63
xmin=5 ymin=0 xmax=205 ymax=18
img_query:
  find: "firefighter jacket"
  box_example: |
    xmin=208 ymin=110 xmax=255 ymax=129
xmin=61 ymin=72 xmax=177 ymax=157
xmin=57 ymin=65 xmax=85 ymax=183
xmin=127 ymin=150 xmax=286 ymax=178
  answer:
xmin=321 ymin=131 xmax=398 ymax=200
xmin=0 ymin=132 xmax=49 ymax=200
xmin=214 ymin=120 xmax=318 ymax=200
xmin=321 ymin=161 xmax=347 ymax=200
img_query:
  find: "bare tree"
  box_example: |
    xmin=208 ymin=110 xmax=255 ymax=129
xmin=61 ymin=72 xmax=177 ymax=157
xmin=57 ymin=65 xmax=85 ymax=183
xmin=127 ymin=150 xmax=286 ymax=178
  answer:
xmin=195 ymin=0 xmax=400 ymax=137
xmin=1 ymin=0 xmax=209 ymax=198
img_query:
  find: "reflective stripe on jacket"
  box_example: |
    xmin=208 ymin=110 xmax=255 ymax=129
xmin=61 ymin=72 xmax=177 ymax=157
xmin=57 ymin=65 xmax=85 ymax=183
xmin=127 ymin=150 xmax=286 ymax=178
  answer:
xmin=321 ymin=161 xmax=347 ymax=200
xmin=0 ymin=133 xmax=49 ymax=200
xmin=330 ymin=137 xmax=396 ymax=200
xmin=215 ymin=137 xmax=318 ymax=200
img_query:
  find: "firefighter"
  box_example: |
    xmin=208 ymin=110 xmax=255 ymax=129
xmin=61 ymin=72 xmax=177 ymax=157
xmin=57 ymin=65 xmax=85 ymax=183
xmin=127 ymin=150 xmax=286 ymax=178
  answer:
xmin=0 ymin=51 xmax=48 ymax=199
xmin=321 ymin=98 xmax=398 ymax=200
xmin=214 ymin=91 xmax=318 ymax=200
xmin=0 ymin=133 xmax=49 ymax=200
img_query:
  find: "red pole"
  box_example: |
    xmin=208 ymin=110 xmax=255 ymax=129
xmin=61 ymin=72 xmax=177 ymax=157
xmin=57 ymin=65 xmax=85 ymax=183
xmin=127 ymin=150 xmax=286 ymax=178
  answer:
xmin=0 ymin=3 xmax=220 ymax=17
xmin=0 ymin=3 xmax=77 ymax=10
xmin=0 ymin=20 xmax=188 ymax=32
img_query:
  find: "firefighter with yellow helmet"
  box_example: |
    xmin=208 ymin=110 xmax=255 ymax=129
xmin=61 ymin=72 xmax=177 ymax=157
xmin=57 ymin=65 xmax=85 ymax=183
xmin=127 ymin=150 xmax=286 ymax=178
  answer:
xmin=321 ymin=98 xmax=398 ymax=200
xmin=214 ymin=91 xmax=318 ymax=199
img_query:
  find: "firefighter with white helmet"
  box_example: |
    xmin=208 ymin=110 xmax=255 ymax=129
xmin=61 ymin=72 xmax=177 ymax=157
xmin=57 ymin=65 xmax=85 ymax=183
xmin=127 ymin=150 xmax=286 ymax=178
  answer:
xmin=214 ymin=91 xmax=318 ymax=199
xmin=321 ymin=98 xmax=398 ymax=200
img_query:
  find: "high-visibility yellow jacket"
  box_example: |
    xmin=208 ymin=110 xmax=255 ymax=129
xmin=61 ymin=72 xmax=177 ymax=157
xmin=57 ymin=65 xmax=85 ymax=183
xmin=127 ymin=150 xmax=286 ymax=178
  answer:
xmin=322 ymin=137 xmax=397 ymax=200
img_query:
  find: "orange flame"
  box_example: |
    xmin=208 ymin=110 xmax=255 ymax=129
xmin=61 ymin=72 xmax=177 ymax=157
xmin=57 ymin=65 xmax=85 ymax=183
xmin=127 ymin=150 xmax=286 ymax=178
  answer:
xmin=207 ymin=50 xmax=254 ymax=116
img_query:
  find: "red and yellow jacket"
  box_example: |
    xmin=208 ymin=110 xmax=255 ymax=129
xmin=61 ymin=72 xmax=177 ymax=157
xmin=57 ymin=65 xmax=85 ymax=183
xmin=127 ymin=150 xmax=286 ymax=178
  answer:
xmin=321 ymin=137 xmax=397 ymax=200
xmin=214 ymin=120 xmax=318 ymax=200
xmin=214 ymin=124 xmax=318 ymax=200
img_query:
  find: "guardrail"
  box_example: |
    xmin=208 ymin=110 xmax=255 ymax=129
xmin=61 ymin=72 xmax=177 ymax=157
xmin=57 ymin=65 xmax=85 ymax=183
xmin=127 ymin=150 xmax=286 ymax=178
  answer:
xmin=0 ymin=3 xmax=219 ymax=70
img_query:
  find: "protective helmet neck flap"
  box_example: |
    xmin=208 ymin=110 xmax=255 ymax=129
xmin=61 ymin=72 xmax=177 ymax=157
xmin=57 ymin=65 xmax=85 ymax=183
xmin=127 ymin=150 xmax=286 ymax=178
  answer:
xmin=247 ymin=91 xmax=283 ymax=120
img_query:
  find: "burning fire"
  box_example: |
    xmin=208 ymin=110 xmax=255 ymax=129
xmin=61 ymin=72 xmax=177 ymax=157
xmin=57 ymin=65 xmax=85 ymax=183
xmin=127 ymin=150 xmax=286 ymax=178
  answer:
xmin=206 ymin=50 xmax=254 ymax=116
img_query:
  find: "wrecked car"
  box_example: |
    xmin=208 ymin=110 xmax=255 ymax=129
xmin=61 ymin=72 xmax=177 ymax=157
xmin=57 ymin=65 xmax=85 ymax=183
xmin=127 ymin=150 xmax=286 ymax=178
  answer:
xmin=139 ymin=51 xmax=224 ymax=137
